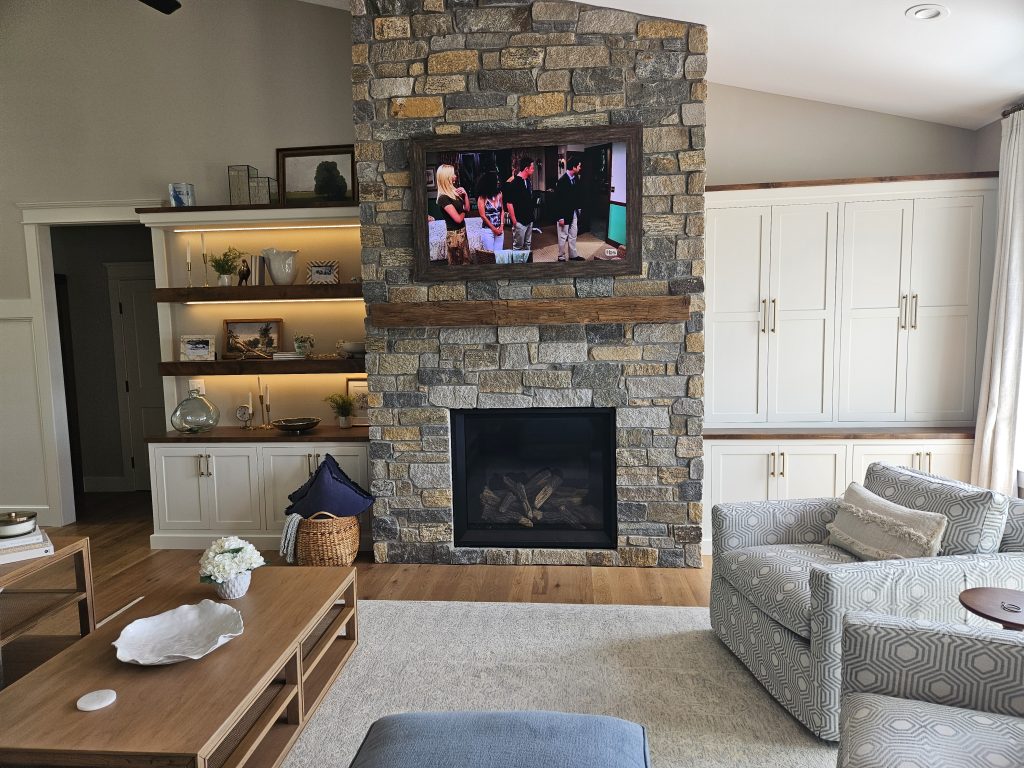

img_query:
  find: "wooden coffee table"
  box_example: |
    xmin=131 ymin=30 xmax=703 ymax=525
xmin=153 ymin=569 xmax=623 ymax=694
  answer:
xmin=0 ymin=565 xmax=357 ymax=767
xmin=959 ymin=587 xmax=1024 ymax=631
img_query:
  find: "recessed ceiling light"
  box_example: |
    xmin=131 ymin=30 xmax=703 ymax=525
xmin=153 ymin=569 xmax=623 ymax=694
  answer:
xmin=905 ymin=4 xmax=950 ymax=20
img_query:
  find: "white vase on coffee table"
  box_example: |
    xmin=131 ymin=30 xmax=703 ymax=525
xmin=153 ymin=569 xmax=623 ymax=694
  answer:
xmin=215 ymin=571 xmax=251 ymax=600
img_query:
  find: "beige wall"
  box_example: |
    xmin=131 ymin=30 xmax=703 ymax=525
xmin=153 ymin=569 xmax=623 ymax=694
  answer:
xmin=0 ymin=0 xmax=353 ymax=299
xmin=973 ymin=119 xmax=1003 ymax=172
xmin=0 ymin=0 xmax=352 ymax=518
xmin=706 ymin=83 xmax=998 ymax=185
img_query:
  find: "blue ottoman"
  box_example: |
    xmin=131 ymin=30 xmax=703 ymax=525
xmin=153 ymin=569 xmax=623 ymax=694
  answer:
xmin=349 ymin=710 xmax=651 ymax=768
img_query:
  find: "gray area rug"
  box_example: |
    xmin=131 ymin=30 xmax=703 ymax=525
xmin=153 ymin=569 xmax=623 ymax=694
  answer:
xmin=285 ymin=600 xmax=837 ymax=767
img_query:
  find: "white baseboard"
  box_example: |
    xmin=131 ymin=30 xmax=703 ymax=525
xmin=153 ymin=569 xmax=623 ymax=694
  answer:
xmin=150 ymin=532 xmax=283 ymax=550
xmin=83 ymin=475 xmax=132 ymax=493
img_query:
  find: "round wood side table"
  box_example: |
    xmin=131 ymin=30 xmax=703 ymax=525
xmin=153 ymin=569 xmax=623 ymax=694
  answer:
xmin=959 ymin=587 xmax=1024 ymax=631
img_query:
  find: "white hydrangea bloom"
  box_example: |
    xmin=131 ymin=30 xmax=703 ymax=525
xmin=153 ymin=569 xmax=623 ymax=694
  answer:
xmin=199 ymin=537 xmax=266 ymax=583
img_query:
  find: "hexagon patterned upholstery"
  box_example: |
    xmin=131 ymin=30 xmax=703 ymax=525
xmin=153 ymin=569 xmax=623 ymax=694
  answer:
xmin=717 ymin=544 xmax=857 ymax=638
xmin=839 ymin=612 xmax=1024 ymax=768
xmin=710 ymin=464 xmax=1024 ymax=742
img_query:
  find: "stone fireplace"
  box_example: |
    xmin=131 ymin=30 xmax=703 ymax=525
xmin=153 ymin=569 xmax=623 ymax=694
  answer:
xmin=354 ymin=0 xmax=706 ymax=567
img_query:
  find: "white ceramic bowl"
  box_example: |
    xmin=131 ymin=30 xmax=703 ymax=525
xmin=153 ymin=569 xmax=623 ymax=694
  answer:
xmin=113 ymin=599 xmax=244 ymax=665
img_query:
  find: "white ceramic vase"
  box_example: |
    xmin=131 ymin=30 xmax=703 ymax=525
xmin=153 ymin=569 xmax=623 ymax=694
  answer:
xmin=217 ymin=274 xmax=232 ymax=287
xmin=215 ymin=571 xmax=251 ymax=600
xmin=262 ymin=248 xmax=299 ymax=285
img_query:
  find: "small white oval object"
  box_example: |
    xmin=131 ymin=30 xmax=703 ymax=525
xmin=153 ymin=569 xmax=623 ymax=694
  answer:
xmin=76 ymin=689 xmax=116 ymax=712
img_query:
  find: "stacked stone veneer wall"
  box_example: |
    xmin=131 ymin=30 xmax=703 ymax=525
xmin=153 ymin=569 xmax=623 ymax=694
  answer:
xmin=353 ymin=0 xmax=706 ymax=567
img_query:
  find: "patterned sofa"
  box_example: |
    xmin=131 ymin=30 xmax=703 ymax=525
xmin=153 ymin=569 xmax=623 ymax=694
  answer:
xmin=838 ymin=612 xmax=1024 ymax=767
xmin=710 ymin=462 xmax=1024 ymax=741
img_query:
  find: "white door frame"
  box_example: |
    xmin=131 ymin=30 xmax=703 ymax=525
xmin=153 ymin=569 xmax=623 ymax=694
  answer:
xmin=17 ymin=199 xmax=161 ymax=525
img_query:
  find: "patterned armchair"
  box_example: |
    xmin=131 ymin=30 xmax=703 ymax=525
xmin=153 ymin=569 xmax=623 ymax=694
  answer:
xmin=710 ymin=462 xmax=1024 ymax=741
xmin=838 ymin=612 xmax=1024 ymax=766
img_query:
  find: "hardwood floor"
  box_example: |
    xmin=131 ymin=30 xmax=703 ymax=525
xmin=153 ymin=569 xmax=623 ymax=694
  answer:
xmin=57 ymin=492 xmax=713 ymax=621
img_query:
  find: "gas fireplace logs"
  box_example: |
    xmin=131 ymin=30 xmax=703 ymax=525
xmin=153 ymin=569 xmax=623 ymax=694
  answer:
xmin=479 ymin=468 xmax=598 ymax=530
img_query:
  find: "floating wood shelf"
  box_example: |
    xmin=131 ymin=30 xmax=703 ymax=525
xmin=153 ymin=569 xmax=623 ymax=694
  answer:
xmin=369 ymin=295 xmax=691 ymax=328
xmin=159 ymin=358 xmax=365 ymax=376
xmin=153 ymin=284 xmax=364 ymax=303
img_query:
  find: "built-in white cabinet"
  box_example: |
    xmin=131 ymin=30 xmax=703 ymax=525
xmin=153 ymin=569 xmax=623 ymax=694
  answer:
xmin=708 ymin=179 xmax=995 ymax=429
xmin=704 ymin=436 xmax=975 ymax=551
xmin=151 ymin=445 xmax=261 ymax=532
xmin=149 ymin=441 xmax=369 ymax=549
xmin=706 ymin=203 xmax=837 ymax=424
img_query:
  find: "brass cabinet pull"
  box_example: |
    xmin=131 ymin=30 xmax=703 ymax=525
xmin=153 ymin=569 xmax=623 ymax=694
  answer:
xmin=911 ymin=293 xmax=919 ymax=329
xmin=769 ymin=451 xmax=776 ymax=478
xmin=197 ymin=454 xmax=205 ymax=477
xmin=205 ymin=454 xmax=212 ymax=477
xmin=780 ymin=451 xmax=786 ymax=477
xmin=771 ymin=298 xmax=778 ymax=333
xmin=926 ymin=452 xmax=933 ymax=472
xmin=914 ymin=451 xmax=922 ymax=469
xmin=761 ymin=299 xmax=767 ymax=333
xmin=899 ymin=294 xmax=908 ymax=330
xmin=315 ymin=453 xmax=322 ymax=465
xmin=307 ymin=453 xmax=314 ymax=477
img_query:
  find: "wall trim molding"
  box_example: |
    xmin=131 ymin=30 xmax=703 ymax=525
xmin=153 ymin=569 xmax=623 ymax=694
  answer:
xmin=706 ymin=171 xmax=997 ymax=193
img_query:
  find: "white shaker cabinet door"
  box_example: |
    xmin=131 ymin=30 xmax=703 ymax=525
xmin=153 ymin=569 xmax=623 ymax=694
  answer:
xmin=775 ymin=443 xmax=847 ymax=501
xmin=905 ymin=196 xmax=983 ymax=422
xmin=850 ymin=443 xmax=921 ymax=484
xmin=262 ymin=445 xmax=317 ymax=528
xmin=706 ymin=207 xmax=771 ymax=423
xmin=204 ymin=446 xmax=263 ymax=531
xmin=838 ymin=200 xmax=913 ymax=421
xmin=766 ymin=203 xmax=838 ymax=422
xmin=707 ymin=443 xmax=776 ymax=507
xmin=920 ymin=442 xmax=974 ymax=483
xmin=151 ymin=446 xmax=207 ymax=530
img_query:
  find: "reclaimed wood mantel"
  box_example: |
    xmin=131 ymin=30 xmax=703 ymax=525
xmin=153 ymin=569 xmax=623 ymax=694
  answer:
xmin=369 ymin=296 xmax=691 ymax=328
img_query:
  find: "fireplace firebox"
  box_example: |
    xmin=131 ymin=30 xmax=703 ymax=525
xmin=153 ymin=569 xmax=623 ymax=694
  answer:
xmin=451 ymin=408 xmax=618 ymax=549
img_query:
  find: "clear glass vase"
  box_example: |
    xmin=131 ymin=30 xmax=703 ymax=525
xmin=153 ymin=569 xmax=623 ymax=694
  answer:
xmin=170 ymin=389 xmax=220 ymax=433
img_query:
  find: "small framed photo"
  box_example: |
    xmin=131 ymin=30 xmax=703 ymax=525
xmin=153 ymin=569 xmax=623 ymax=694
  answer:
xmin=223 ymin=318 xmax=283 ymax=358
xmin=276 ymin=145 xmax=357 ymax=207
xmin=425 ymin=165 xmax=437 ymax=192
xmin=346 ymin=376 xmax=369 ymax=422
xmin=180 ymin=334 xmax=216 ymax=361
xmin=307 ymin=260 xmax=340 ymax=284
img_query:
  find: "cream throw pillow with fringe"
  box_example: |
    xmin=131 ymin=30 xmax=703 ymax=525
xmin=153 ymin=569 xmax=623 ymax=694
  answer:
xmin=826 ymin=482 xmax=948 ymax=560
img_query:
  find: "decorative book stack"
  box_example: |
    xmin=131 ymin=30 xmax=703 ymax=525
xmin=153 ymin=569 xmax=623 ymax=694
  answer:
xmin=0 ymin=528 xmax=54 ymax=565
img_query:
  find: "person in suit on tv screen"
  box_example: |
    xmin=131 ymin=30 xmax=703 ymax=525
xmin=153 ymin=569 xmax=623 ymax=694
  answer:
xmin=506 ymin=157 xmax=536 ymax=253
xmin=554 ymin=154 xmax=584 ymax=262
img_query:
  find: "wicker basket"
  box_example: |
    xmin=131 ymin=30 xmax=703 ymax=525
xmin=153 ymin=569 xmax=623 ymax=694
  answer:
xmin=296 ymin=511 xmax=359 ymax=567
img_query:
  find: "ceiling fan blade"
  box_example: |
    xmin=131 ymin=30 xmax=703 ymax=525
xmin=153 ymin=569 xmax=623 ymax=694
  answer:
xmin=138 ymin=0 xmax=182 ymax=13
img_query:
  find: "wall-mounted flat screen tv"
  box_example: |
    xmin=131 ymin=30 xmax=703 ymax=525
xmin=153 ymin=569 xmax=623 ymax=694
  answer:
xmin=410 ymin=125 xmax=642 ymax=282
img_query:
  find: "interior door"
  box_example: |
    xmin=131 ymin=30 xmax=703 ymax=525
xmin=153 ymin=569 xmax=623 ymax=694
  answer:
xmin=838 ymin=200 xmax=913 ymax=421
xmin=766 ymin=203 xmax=838 ymax=422
xmin=107 ymin=263 xmax=162 ymax=490
xmin=204 ymin=446 xmax=262 ymax=531
xmin=775 ymin=443 xmax=847 ymax=500
xmin=263 ymin=445 xmax=316 ymax=528
xmin=706 ymin=207 xmax=771 ymax=423
xmin=152 ymin=446 xmax=207 ymax=529
xmin=905 ymin=196 xmax=983 ymax=422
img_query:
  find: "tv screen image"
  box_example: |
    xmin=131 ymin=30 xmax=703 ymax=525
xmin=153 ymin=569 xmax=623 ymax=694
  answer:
xmin=411 ymin=125 xmax=641 ymax=281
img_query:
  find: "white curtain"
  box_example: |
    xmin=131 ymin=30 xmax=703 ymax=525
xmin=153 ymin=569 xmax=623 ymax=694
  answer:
xmin=973 ymin=110 xmax=1024 ymax=496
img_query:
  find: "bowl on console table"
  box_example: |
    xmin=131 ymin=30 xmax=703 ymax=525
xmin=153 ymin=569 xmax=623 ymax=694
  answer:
xmin=271 ymin=417 xmax=321 ymax=434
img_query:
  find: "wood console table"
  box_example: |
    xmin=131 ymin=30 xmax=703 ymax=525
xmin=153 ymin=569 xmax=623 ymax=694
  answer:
xmin=0 ymin=535 xmax=95 ymax=689
xmin=0 ymin=565 xmax=358 ymax=768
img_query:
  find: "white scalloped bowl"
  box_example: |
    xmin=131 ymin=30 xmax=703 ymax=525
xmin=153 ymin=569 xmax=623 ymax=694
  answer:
xmin=113 ymin=599 xmax=244 ymax=665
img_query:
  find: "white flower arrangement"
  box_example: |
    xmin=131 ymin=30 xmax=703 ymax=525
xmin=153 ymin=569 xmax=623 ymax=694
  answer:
xmin=199 ymin=536 xmax=265 ymax=584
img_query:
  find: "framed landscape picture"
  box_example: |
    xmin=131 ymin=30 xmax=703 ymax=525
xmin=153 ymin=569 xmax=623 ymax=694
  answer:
xmin=180 ymin=334 xmax=216 ymax=361
xmin=276 ymin=145 xmax=357 ymax=207
xmin=223 ymin=318 xmax=283 ymax=358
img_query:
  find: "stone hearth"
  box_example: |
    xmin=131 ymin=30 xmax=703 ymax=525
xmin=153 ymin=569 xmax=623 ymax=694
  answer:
xmin=354 ymin=0 xmax=706 ymax=567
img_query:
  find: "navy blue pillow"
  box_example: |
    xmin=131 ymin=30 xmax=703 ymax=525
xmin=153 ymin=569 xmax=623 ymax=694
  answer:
xmin=285 ymin=453 xmax=374 ymax=519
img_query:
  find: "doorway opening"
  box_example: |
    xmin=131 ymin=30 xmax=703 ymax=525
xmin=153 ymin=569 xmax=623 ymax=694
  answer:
xmin=51 ymin=224 xmax=161 ymax=525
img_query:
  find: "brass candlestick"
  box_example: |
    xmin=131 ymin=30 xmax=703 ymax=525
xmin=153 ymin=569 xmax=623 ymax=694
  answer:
xmin=186 ymin=261 xmax=192 ymax=288
xmin=202 ymin=253 xmax=209 ymax=287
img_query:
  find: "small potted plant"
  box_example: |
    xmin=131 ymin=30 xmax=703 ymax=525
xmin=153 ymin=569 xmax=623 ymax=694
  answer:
xmin=294 ymin=334 xmax=315 ymax=357
xmin=199 ymin=536 xmax=265 ymax=599
xmin=325 ymin=393 xmax=355 ymax=428
xmin=209 ymin=247 xmax=246 ymax=286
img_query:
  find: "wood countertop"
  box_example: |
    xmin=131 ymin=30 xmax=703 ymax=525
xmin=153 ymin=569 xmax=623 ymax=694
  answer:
xmin=146 ymin=425 xmax=369 ymax=443
xmin=703 ymin=426 xmax=975 ymax=440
